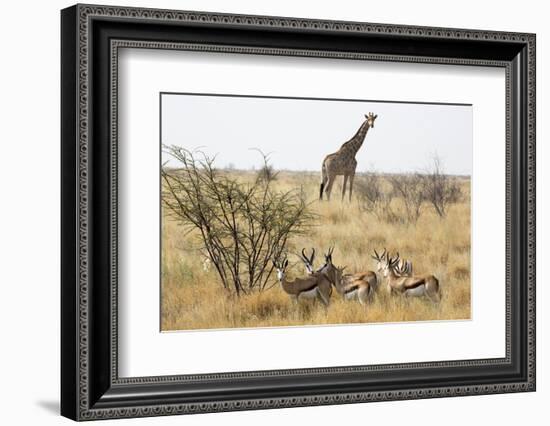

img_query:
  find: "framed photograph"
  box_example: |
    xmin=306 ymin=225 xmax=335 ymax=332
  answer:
xmin=61 ymin=4 xmax=536 ymax=421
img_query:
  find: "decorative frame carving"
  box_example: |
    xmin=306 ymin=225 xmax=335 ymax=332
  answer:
xmin=61 ymin=4 xmax=535 ymax=421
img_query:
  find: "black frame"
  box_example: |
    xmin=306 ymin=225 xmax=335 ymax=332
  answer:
xmin=61 ymin=4 xmax=536 ymax=421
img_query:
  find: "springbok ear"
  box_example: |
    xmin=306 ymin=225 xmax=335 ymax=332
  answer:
xmin=284 ymin=259 xmax=289 ymax=268
xmin=374 ymin=114 xmax=378 ymax=120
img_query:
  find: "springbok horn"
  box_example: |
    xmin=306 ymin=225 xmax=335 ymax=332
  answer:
xmin=394 ymin=252 xmax=400 ymax=266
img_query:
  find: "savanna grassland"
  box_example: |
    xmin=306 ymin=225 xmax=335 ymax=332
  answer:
xmin=161 ymin=170 xmax=471 ymax=331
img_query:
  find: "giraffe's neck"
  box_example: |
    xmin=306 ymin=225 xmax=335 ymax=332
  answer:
xmin=340 ymin=121 xmax=370 ymax=156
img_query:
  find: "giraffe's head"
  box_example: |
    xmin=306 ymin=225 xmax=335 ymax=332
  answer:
xmin=365 ymin=112 xmax=378 ymax=128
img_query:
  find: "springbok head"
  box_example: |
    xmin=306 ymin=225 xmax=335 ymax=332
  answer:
xmin=383 ymin=253 xmax=401 ymax=277
xmin=365 ymin=112 xmax=378 ymax=128
xmin=323 ymin=263 xmax=346 ymax=288
xmin=333 ymin=265 xmax=346 ymax=287
xmin=299 ymin=248 xmax=316 ymax=274
xmin=319 ymin=246 xmax=335 ymax=272
xmin=272 ymin=256 xmax=289 ymax=281
xmin=371 ymin=248 xmax=387 ymax=272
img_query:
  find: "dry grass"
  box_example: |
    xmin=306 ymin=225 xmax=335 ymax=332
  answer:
xmin=161 ymin=171 xmax=471 ymax=331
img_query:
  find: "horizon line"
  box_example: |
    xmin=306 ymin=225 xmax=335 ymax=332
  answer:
xmin=162 ymin=166 xmax=472 ymax=178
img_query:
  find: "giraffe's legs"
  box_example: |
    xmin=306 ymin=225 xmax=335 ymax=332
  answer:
xmin=341 ymin=174 xmax=348 ymax=202
xmin=319 ymin=163 xmax=328 ymax=200
xmin=325 ymin=175 xmax=336 ymax=201
xmin=348 ymin=171 xmax=355 ymax=202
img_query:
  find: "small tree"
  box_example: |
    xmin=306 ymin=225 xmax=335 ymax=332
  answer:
xmin=422 ymin=156 xmax=463 ymax=218
xmin=389 ymin=173 xmax=425 ymax=224
xmin=161 ymin=146 xmax=315 ymax=296
xmin=355 ymin=172 xmax=399 ymax=223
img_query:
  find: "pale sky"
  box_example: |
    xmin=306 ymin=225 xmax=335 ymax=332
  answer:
xmin=161 ymin=93 xmax=472 ymax=175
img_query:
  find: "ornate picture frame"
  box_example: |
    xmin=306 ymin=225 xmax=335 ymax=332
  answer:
xmin=61 ymin=4 xmax=535 ymax=421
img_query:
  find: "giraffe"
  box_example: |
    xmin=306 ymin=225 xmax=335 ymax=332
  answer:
xmin=319 ymin=112 xmax=378 ymax=201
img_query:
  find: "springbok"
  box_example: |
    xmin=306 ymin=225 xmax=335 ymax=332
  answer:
xmin=319 ymin=247 xmax=377 ymax=305
xmin=371 ymin=248 xmax=413 ymax=277
xmin=272 ymin=256 xmax=334 ymax=306
xmin=381 ymin=253 xmax=441 ymax=302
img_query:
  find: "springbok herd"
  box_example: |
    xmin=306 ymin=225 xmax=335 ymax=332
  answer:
xmin=272 ymin=248 xmax=441 ymax=307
